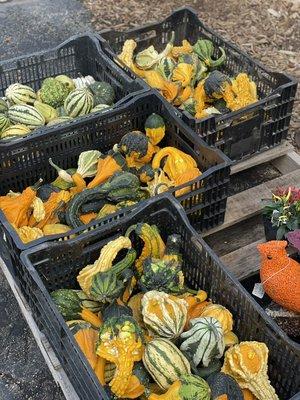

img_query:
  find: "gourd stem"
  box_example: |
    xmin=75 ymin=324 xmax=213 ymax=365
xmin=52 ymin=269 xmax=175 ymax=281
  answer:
xmin=125 ymin=224 xmax=137 ymax=238
xmin=49 ymin=157 xmax=73 ymax=183
xmin=32 ymin=178 xmax=44 ymax=190
xmin=185 ymin=287 xmax=198 ymax=295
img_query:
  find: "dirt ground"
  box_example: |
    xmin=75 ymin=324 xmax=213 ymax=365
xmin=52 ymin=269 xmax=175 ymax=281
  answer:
xmin=84 ymin=0 xmax=300 ymax=146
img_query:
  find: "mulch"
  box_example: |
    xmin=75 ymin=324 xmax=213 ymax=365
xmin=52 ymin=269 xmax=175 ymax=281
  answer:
xmin=84 ymin=0 xmax=299 ymax=146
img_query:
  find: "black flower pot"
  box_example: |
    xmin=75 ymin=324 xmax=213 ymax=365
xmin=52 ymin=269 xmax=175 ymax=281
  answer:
xmin=262 ymin=214 xmax=277 ymax=241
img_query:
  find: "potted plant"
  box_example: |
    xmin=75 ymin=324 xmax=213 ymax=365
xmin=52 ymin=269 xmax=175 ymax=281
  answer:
xmin=262 ymin=186 xmax=300 ymax=240
xmin=286 ymin=229 xmax=300 ymax=262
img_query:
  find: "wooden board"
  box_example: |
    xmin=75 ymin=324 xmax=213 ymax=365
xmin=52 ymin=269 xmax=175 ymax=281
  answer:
xmin=272 ymin=151 xmax=300 ymax=174
xmin=220 ymin=239 xmax=264 ymax=279
xmin=0 ymin=257 xmax=79 ymax=400
xmin=203 ymin=168 xmax=300 ymax=237
xmin=231 ymin=141 xmax=293 ymax=174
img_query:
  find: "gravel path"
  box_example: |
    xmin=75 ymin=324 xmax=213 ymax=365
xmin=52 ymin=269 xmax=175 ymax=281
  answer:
xmin=0 ymin=1 xmax=92 ymax=398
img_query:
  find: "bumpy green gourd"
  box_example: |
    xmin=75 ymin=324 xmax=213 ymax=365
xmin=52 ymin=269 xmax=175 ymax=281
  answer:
xmin=55 ymin=75 xmax=76 ymax=92
xmin=40 ymin=77 xmax=69 ymax=108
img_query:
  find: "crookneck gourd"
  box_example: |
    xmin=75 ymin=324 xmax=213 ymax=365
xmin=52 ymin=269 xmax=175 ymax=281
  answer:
xmin=221 ymin=341 xmax=279 ymax=400
xmin=149 ymin=374 xmax=211 ymax=400
xmin=180 ymin=317 xmax=225 ymax=367
xmin=96 ymin=315 xmax=144 ymax=397
xmin=141 ymin=290 xmax=188 ymax=339
xmin=77 ymin=236 xmax=132 ymax=294
xmin=144 ymin=113 xmax=166 ymax=146
xmin=125 ymin=223 xmax=165 ymax=274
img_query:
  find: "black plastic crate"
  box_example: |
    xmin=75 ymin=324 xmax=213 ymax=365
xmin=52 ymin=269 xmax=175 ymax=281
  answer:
xmin=0 ymin=91 xmax=230 ymax=285
xmin=20 ymin=194 xmax=300 ymax=400
xmin=98 ymin=7 xmax=298 ymax=163
xmin=0 ymin=33 xmax=147 ymax=144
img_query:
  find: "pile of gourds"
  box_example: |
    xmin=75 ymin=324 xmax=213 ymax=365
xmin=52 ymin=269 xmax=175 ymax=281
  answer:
xmin=0 ymin=114 xmax=201 ymax=243
xmin=118 ymin=35 xmax=258 ymax=119
xmin=0 ymin=74 xmax=114 ymax=140
xmin=51 ymin=226 xmax=280 ymax=400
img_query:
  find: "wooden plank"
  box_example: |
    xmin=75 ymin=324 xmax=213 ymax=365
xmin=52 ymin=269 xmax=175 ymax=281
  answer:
xmin=231 ymin=141 xmax=293 ymax=175
xmin=203 ymin=168 xmax=300 ymax=237
xmin=0 ymin=257 xmax=79 ymax=400
xmin=220 ymin=239 xmax=264 ymax=280
xmin=271 ymin=151 xmax=300 ymax=175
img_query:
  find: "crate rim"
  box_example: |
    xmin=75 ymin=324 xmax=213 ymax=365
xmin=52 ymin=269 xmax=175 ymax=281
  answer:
xmin=20 ymin=193 xmax=300 ymax=400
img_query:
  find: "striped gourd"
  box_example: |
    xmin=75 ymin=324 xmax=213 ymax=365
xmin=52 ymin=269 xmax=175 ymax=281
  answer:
xmin=8 ymin=105 xmax=45 ymax=129
xmin=47 ymin=116 xmax=73 ymax=126
xmin=91 ymin=104 xmax=111 ymax=113
xmin=64 ymin=88 xmax=94 ymax=118
xmin=143 ymin=338 xmax=191 ymax=390
xmin=1 ymin=124 xmax=31 ymax=139
xmin=0 ymin=98 xmax=8 ymax=114
xmin=180 ymin=317 xmax=225 ymax=367
xmin=5 ymin=83 xmax=37 ymax=105
xmin=0 ymin=114 xmax=10 ymax=133
xmin=141 ymin=290 xmax=187 ymax=339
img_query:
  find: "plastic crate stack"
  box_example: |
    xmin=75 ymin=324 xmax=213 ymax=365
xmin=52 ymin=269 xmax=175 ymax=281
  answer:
xmin=0 ymin=7 xmax=299 ymax=400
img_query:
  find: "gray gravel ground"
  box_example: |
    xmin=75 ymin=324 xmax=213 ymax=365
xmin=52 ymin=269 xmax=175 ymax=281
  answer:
xmin=0 ymin=0 xmax=93 ymax=398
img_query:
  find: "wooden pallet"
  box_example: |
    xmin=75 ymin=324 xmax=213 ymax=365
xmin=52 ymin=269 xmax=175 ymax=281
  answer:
xmin=204 ymin=141 xmax=300 ymax=280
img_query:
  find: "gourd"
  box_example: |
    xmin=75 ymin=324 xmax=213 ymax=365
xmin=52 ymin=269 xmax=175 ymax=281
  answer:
xmin=138 ymin=164 xmax=155 ymax=183
xmin=33 ymin=100 xmax=58 ymax=123
xmin=0 ymin=114 xmax=10 ymax=133
xmin=171 ymin=40 xmax=193 ymax=58
xmin=64 ymin=88 xmax=94 ymax=117
xmin=206 ymin=372 xmax=243 ymax=400
xmin=200 ymin=304 xmax=233 ymax=334
xmin=0 ymin=98 xmax=8 ymax=113
xmin=43 ymin=223 xmax=71 ymax=236
xmin=40 ymin=77 xmax=69 ymax=108
xmin=47 ymin=116 xmax=73 ymax=126
xmin=34 ymin=190 xmax=70 ymax=229
xmin=87 ymin=152 xmax=126 ymax=189
xmin=125 ymin=223 xmax=165 ymax=274
xmin=145 ymin=168 xmax=174 ymax=197
xmin=193 ymin=39 xmax=226 ymax=68
xmin=0 ymin=179 xmax=42 ymax=227
xmin=135 ymin=32 xmax=174 ymax=70
xmin=5 ymin=83 xmax=37 ymax=105
xmin=17 ymin=226 xmax=44 ymax=243
xmin=163 ymin=233 xmax=183 ymax=265
xmin=184 ymin=299 xmax=210 ymax=330
xmin=141 ymin=290 xmax=188 ymax=339
xmin=223 ymin=74 xmax=258 ymax=112
xmin=172 ymin=63 xmax=194 ymax=87
xmin=139 ymin=258 xmax=185 ymax=295
xmin=1 ymin=124 xmax=31 ymax=139
xmin=221 ymin=342 xmax=279 ymax=400
xmin=204 ymin=71 xmax=230 ymax=99
xmin=174 ymin=168 xmax=201 ymax=197
xmin=118 ymin=131 xmax=156 ymax=167
xmin=8 ymin=104 xmax=45 ymax=129
xmin=102 ymin=300 xmax=133 ymax=321
xmin=37 ymin=184 xmax=60 ymax=202
xmin=66 ymin=172 xmax=141 ymax=228
xmin=55 ymin=75 xmax=76 ymax=92
xmin=173 ymin=86 xmax=193 ymax=106
xmin=144 ymin=70 xmax=166 ymax=90
xmin=91 ymin=104 xmax=111 ymax=113
xmin=74 ymin=327 xmax=99 ymax=369
xmin=96 ymin=316 xmax=144 ymax=397
xmin=161 ymin=80 xmax=179 ymax=103
xmin=149 ymin=374 xmax=211 ymax=400
xmin=89 ymin=81 xmax=115 ymax=106
xmin=144 ymin=113 xmax=165 ymax=146
xmin=156 ymin=57 xmax=176 ymax=80
xmin=179 ymin=98 xmax=197 ymax=116
xmin=224 ymin=331 xmax=239 ymax=347
xmin=242 ymin=389 xmax=257 ymax=400
xmin=128 ymin=293 xmax=144 ymax=327
xmin=196 ymin=359 xmax=222 ymax=379
xmin=77 ymin=235 xmax=132 ymax=294
xmin=50 ymin=289 xmax=102 ymax=320
xmin=180 ymin=317 xmax=225 ymax=367
xmin=143 ymin=338 xmax=191 ymax=390
xmin=89 ymin=251 xmax=136 ymax=303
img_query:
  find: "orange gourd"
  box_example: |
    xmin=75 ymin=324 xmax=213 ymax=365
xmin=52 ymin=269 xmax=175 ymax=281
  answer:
xmin=87 ymin=154 xmax=125 ymax=189
xmin=184 ymin=301 xmax=210 ymax=330
xmin=161 ymin=81 xmax=179 ymax=102
xmin=70 ymin=172 xmax=86 ymax=195
xmin=94 ymin=356 xmax=106 ymax=385
xmin=0 ymin=181 xmax=41 ymax=228
xmin=174 ymin=168 xmax=202 ymax=197
xmin=74 ymin=328 xmax=98 ymax=369
xmin=80 ymin=213 xmax=97 ymax=224
xmin=243 ymin=389 xmax=257 ymax=400
xmin=120 ymin=375 xmax=145 ymax=398
xmin=80 ymin=308 xmax=102 ymax=328
xmin=35 ymin=190 xmax=70 ymax=229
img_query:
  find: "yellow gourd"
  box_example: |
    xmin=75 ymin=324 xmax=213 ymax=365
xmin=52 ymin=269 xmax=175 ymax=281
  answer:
xmin=77 ymin=236 xmax=132 ymax=294
xmin=172 ymin=63 xmax=194 ymax=87
xmin=43 ymin=223 xmax=71 ymax=236
xmin=17 ymin=226 xmax=44 ymax=243
xmin=144 ymin=70 xmax=166 ymax=90
xmin=34 ymin=190 xmax=70 ymax=229
xmin=173 ymin=86 xmax=193 ymax=106
xmin=174 ymin=168 xmax=201 ymax=197
xmin=200 ymin=304 xmax=233 ymax=334
xmin=221 ymin=342 xmax=279 ymax=400
xmin=171 ymin=40 xmax=193 ymax=58
xmin=161 ymin=81 xmax=179 ymax=102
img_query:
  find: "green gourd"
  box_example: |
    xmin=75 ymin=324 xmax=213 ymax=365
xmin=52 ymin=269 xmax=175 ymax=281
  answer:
xmin=207 ymin=372 xmax=243 ymax=400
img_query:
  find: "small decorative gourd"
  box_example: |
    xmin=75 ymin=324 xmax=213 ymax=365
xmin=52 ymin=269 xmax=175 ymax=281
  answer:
xmin=221 ymin=341 xmax=279 ymax=400
xmin=206 ymin=372 xmax=243 ymax=400
xmin=141 ymin=290 xmax=188 ymax=339
xmin=149 ymin=374 xmax=211 ymax=400
xmin=180 ymin=317 xmax=225 ymax=367
xmin=143 ymin=338 xmax=191 ymax=390
xmin=200 ymin=304 xmax=233 ymax=334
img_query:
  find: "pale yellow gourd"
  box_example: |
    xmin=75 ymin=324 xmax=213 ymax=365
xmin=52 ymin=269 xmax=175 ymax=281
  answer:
xmin=221 ymin=341 xmax=279 ymax=400
xmin=200 ymin=304 xmax=233 ymax=334
xmin=142 ymin=290 xmax=188 ymax=339
xmin=17 ymin=226 xmax=44 ymax=243
xmin=77 ymin=236 xmax=132 ymax=294
xmin=31 ymin=197 xmax=46 ymax=222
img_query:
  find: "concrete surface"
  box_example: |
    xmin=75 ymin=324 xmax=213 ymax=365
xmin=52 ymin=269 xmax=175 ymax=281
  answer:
xmin=0 ymin=0 xmax=92 ymax=398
